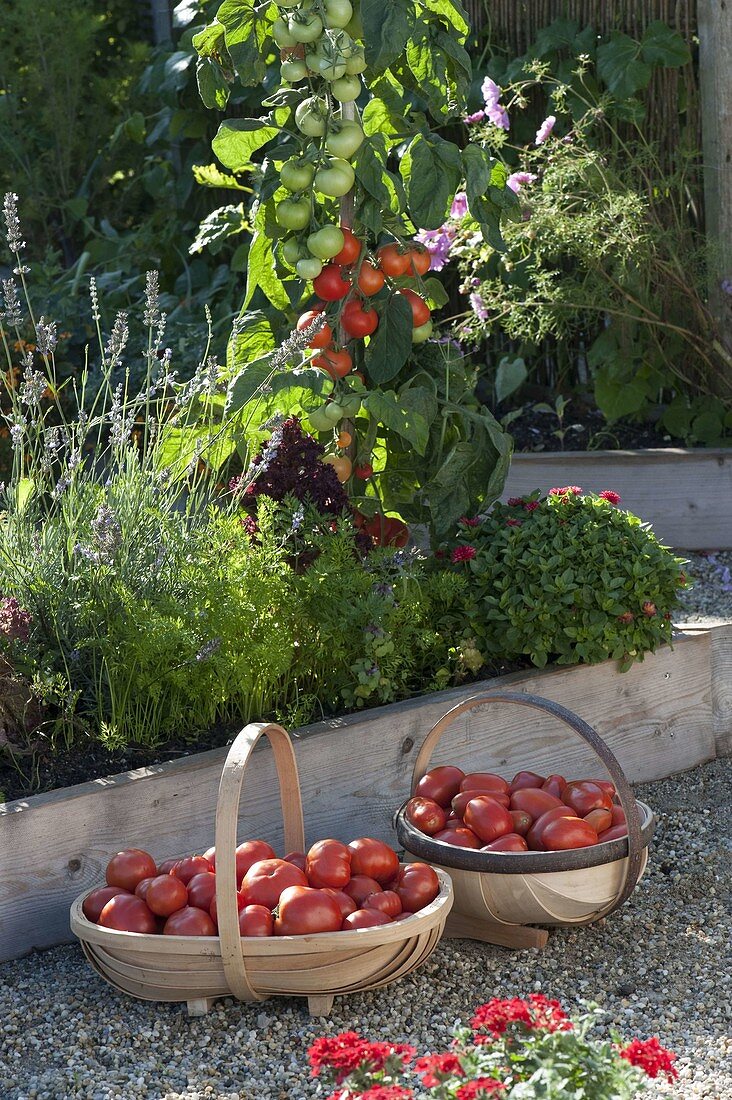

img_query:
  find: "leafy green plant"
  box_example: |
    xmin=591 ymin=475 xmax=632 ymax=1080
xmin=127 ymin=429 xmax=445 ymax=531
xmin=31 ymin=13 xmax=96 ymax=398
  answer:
xmin=443 ymin=486 xmax=687 ymax=670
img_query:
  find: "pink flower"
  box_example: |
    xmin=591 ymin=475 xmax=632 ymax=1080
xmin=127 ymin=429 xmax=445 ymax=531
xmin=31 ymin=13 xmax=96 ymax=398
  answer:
xmin=456 ymin=1079 xmax=505 ymax=1098
xmin=535 ymin=115 xmax=556 ymax=144
xmin=451 ymin=192 xmax=469 ymax=219
xmin=486 ymin=102 xmax=510 ymax=130
xmin=642 ymin=601 xmax=657 ymax=617
xmin=507 ymin=171 xmax=536 ymax=193
xmin=481 ymin=76 xmax=502 ymax=107
xmin=598 ymin=490 xmax=621 ymax=505
xmin=452 ymin=545 xmax=477 ymax=563
xmin=506 ymin=518 xmax=522 ymax=527
xmin=524 ymin=501 xmax=539 ymax=512
xmin=469 ymin=291 xmax=490 ymax=322
xmin=618 ymin=1038 xmax=678 ymax=1082
xmin=506 ymin=497 xmax=524 ymax=506
xmin=415 ymin=1052 xmax=465 ymax=1086
xmin=459 ymin=516 xmax=481 ymax=527
xmin=548 ymin=485 xmax=582 ymax=496
xmin=465 ymin=110 xmax=486 ymax=124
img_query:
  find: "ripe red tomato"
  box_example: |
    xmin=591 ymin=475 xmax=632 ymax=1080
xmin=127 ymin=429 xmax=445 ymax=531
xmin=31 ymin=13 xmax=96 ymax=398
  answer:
xmin=376 ymin=242 xmax=410 ymax=277
xmin=333 ymin=227 xmax=362 ymax=266
xmin=541 ymin=775 xmax=568 ymax=798
xmin=273 ymin=886 xmax=343 ymax=935
xmin=404 ymin=244 xmax=431 ymax=276
xmin=186 ymin=872 xmax=217 ymax=912
xmin=611 ymin=805 xmax=627 ymax=826
xmin=341 ymin=297 xmax=379 ymax=338
xmin=595 ymin=779 xmax=617 ymax=799
xmin=343 ymin=874 xmax=382 ymax=906
xmin=313 ymin=263 xmax=352 ymax=300
xmin=396 ymin=288 xmax=430 ymax=326
xmin=146 ymin=874 xmax=189 ymax=917
xmin=171 ymin=855 xmax=213 ymax=885
xmin=510 ymin=788 xmax=563 ymax=818
xmin=433 ymin=826 xmax=481 ymax=849
xmin=312 ymin=347 xmax=353 ymax=379
xmin=240 ymin=859 xmax=308 ymax=909
xmin=283 ymin=850 xmax=308 ymax=872
xmin=526 ymin=806 xmax=578 ymax=851
xmin=163 ymin=906 xmax=216 ymax=936
xmin=202 ymin=846 xmax=216 ymax=869
xmin=98 ymin=894 xmax=157 ymax=933
xmin=509 ymin=770 xmax=546 ymax=792
xmin=134 ymin=877 xmax=156 ymax=901
xmin=235 ymin=840 xmax=277 ymax=883
xmin=347 ymin=838 xmax=399 ymax=884
xmin=395 ymin=863 xmax=440 ymax=913
xmin=451 ymin=789 xmax=507 ymax=818
xmin=562 ymin=781 xmax=613 ymax=817
xmin=463 ymin=796 xmax=514 ymax=844
xmin=342 ymin=909 xmax=392 ymax=930
xmin=209 ymin=890 xmax=247 ymax=927
xmin=306 ymin=839 xmax=351 ymax=888
xmin=364 ymin=890 xmax=402 ymax=918
xmin=363 ymin=513 xmax=409 ymax=548
xmin=297 ymin=309 xmax=332 ymax=349
xmin=597 ymin=822 xmax=629 ymax=843
xmin=83 ymin=886 xmax=132 ymax=923
xmin=460 ymin=772 xmax=509 ymax=795
xmin=509 ymin=809 xmax=532 ymax=837
xmin=356 ymin=261 xmax=385 ymax=295
xmin=482 ymin=833 xmax=529 ymax=853
xmin=415 ymin=766 xmax=465 ymax=808
xmin=405 ymin=796 xmax=447 ymax=836
xmin=584 ymin=808 xmax=612 ymax=834
xmin=354 ymin=462 xmax=374 ymax=480
xmin=158 ymin=857 xmax=181 ymax=875
xmin=542 ymin=817 xmax=599 ymax=851
xmin=105 ymin=848 xmax=157 ymax=892
xmin=239 ymin=904 xmax=274 ymax=937
xmin=321 ymin=888 xmax=358 ymax=920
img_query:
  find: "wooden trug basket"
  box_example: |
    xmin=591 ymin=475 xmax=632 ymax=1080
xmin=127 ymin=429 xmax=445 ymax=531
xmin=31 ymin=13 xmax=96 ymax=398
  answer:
xmin=71 ymin=721 xmax=453 ymax=1017
xmin=394 ymin=691 xmax=655 ymax=951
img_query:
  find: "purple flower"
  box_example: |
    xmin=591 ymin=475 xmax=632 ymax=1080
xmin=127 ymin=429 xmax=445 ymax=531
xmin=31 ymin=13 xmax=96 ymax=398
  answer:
xmin=721 ymin=277 xmax=732 ymax=296
xmin=486 ymin=102 xmax=510 ymax=130
xmin=450 ymin=192 xmax=469 ymax=220
xmin=465 ymin=110 xmax=485 ymax=124
xmin=0 ymin=597 xmax=32 ymax=643
xmin=507 ymin=171 xmax=537 ymax=193
xmin=469 ymin=291 xmax=490 ymax=322
xmin=415 ymin=225 xmax=456 ymax=272
xmin=481 ymin=77 xmax=501 ymax=108
xmin=535 ymin=115 xmax=556 ymax=145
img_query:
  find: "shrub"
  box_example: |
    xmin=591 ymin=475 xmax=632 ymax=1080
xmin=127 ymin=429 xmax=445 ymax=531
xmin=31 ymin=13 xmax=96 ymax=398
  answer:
xmin=443 ymin=488 xmax=686 ymax=670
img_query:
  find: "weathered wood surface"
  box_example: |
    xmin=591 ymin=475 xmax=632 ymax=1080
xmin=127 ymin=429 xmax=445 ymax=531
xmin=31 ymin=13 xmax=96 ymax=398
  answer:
xmin=677 ymin=622 xmax=732 ymax=757
xmin=0 ymin=634 xmax=715 ymax=961
xmin=502 ymin=449 xmax=732 ymax=549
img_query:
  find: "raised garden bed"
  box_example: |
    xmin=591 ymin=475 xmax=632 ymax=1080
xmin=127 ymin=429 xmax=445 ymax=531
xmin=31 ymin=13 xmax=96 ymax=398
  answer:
xmin=501 ymin=448 xmax=732 ymax=549
xmin=1 ymin=627 xmax=727 ymax=965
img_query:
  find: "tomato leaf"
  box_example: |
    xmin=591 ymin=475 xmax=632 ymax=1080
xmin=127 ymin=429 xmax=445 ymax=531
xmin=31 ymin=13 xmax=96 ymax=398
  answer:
xmin=421 ymin=0 xmax=469 ymax=38
xmin=244 ymin=201 xmax=290 ymax=310
xmin=196 ymin=57 xmax=231 ymax=110
xmin=597 ymin=33 xmax=652 ymax=98
xmin=226 ymin=311 xmax=276 ymax=375
xmin=212 ymin=119 xmax=279 ymax=172
xmin=216 ymin=0 xmax=273 ymax=84
xmin=400 ymin=133 xmax=462 ymax=229
xmin=362 ymin=0 xmax=414 ymax=73
xmin=364 ymin=293 xmax=413 ymax=383
xmin=189 ymin=203 xmax=248 ymax=255
xmin=364 ymin=387 xmax=433 ymax=454
xmin=192 ymin=163 xmax=249 ymax=191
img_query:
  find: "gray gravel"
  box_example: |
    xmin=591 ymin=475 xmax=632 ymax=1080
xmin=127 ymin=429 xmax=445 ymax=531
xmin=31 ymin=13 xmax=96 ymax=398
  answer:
xmin=1 ymin=760 xmax=730 ymax=1100
xmin=677 ymin=551 xmax=732 ymax=625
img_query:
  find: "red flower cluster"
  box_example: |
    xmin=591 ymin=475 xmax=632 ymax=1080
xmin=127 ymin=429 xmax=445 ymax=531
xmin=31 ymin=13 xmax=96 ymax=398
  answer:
xmin=328 ymin=1087 xmax=415 ymax=1100
xmin=455 ymin=1078 xmax=506 ymax=1098
xmin=506 ymin=497 xmax=524 ymax=507
xmin=460 ymin=516 xmax=481 ymax=527
xmin=598 ymin=490 xmax=621 ymax=505
xmin=506 ymin=518 xmax=522 ymax=528
xmin=618 ymin=1037 xmax=678 ymax=1081
xmin=414 ymin=1052 xmax=465 ymax=1087
xmin=309 ymin=1033 xmax=416 ymax=1084
xmin=524 ymin=500 xmax=539 ymax=512
xmin=471 ymin=995 xmax=573 ymax=1041
xmin=452 ymin=545 xmax=477 ymax=563
xmin=548 ymin=485 xmax=582 ymax=496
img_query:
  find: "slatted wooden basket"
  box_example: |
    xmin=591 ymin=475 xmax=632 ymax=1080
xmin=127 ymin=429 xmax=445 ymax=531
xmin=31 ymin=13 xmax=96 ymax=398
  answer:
xmin=71 ymin=721 xmax=453 ymax=1017
xmin=394 ymin=691 xmax=655 ymax=950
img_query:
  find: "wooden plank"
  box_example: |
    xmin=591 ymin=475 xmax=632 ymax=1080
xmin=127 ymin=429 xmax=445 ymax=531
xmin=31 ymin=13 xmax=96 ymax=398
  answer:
xmin=502 ymin=449 xmax=732 ymax=549
xmin=709 ymin=624 xmax=732 ymax=756
xmin=0 ymin=634 xmax=714 ymax=962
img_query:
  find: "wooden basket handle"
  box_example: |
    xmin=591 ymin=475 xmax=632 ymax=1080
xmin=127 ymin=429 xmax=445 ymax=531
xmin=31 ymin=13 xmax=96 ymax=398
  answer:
xmin=412 ymin=690 xmax=644 ymax=920
xmin=214 ymin=722 xmax=305 ymax=1002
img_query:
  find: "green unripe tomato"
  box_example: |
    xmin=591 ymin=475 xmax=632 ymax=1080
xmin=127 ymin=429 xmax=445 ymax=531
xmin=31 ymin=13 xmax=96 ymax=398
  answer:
xmin=325 ymin=119 xmax=364 ymax=158
xmin=318 ymin=55 xmax=347 ymax=80
xmin=280 ymin=158 xmax=315 ymax=192
xmin=307 ymin=225 xmax=345 ymax=259
xmin=295 ymin=97 xmax=328 ymax=137
xmin=411 ymin=319 xmax=434 ymax=343
xmin=314 ymin=157 xmax=355 ymax=197
xmin=321 ymin=0 xmax=353 ymax=29
xmin=272 ymin=17 xmax=297 ymax=46
xmin=288 ymin=10 xmax=323 ymax=42
xmin=281 ymin=59 xmax=309 ymax=82
xmin=281 ymin=236 xmax=305 ymax=267
xmin=307 ymin=405 xmax=338 ymax=432
xmin=330 ymin=74 xmax=362 ymax=102
xmin=276 ymin=196 xmax=311 ymax=231
xmin=345 ymin=7 xmax=364 ymax=39
xmin=344 ymin=44 xmax=367 ymax=73
xmin=334 ymin=392 xmax=361 ymax=417
xmin=296 ymin=256 xmax=323 ymax=279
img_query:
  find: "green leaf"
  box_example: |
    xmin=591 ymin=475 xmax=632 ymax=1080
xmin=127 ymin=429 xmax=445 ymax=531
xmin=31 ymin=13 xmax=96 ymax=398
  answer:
xmin=361 ymin=0 xmax=413 ymax=73
xmin=532 ymin=17 xmax=579 ymax=57
xmin=212 ymin=119 xmax=279 ymax=172
xmin=227 ymin=311 xmax=276 ymax=375
xmin=226 ymin=356 xmax=276 ymax=415
xmin=597 ymin=33 xmax=652 ymax=98
xmin=401 ymin=133 xmax=462 ymax=229
xmin=15 ymin=477 xmax=34 ymax=512
xmin=361 ymin=98 xmax=405 ymax=146
xmin=354 ymin=135 xmax=392 ymax=205
xmin=364 ymin=387 xmax=433 ymax=454
xmin=189 ymin=204 xmax=248 ymax=255
xmin=192 ymin=19 xmax=227 ymax=57
xmin=641 ymin=21 xmax=690 ymax=67
xmin=216 ymin=0 xmax=271 ymax=84
xmin=421 ymin=0 xmax=469 ymax=38
xmin=364 ymin=293 xmax=414 ymax=383
xmin=157 ymin=424 xmax=236 ymax=476
xmin=494 ymin=356 xmax=527 ymax=404
xmin=192 ymin=163 xmax=250 ymax=191
xmin=244 ymin=201 xmax=290 ymax=310
xmin=420 ymin=277 xmax=449 ymax=308
xmin=196 ymin=57 xmax=231 ymax=110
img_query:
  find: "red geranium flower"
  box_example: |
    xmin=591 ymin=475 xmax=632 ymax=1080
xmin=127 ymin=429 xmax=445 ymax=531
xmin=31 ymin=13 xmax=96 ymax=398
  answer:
xmin=455 ymin=1078 xmax=505 ymax=1098
xmin=471 ymin=995 xmax=573 ymax=1041
xmin=618 ymin=1037 xmax=678 ymax=1081
xmin=356 ymin=1088 xmax=415 ymax=1100
xmin=452 ymin=545 xmax=477 ymax=563
xmin=598 ymin=490 xmax=621 ymax=505
xmin=415 ymin=1052 xmax=465 ymax=1086
xmin=309 ymin=1035 xmax=414 ymax=1083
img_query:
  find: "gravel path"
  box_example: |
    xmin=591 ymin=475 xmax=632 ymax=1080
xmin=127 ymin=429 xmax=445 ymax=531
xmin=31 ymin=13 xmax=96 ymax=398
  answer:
xmin=677 ymin=551 xmax=732 ymax=624
xmin=1 ymin=759 xmax=730 ymax=1100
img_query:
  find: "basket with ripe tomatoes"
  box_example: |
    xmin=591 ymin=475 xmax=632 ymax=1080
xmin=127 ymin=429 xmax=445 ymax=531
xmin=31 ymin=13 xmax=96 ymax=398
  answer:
xmin=393 ymin=690 xmax=655 ymax=948
xmin=72 ymin=722 xmax=452 ymax=1018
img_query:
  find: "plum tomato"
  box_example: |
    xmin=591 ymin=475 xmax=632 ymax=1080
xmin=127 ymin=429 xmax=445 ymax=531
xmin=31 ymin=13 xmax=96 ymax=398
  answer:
xmin=163 ymin=906 xmax=217 ymax=936
xmin=452 ymin=789 xmax=509 ymax=818
xmin=593 ymin=779 xmax=617 ymax=799
xmin=83 ymin=886 xmax=132 ymax=923
xmin=171 ymin=855 xmax=214 ymax=885
xmin=584 ymin=808 xmax=612 ymax=834
xmin=356 ymin=261 xmax=385 ymax=296
xmin=283 ymin=850 xmax=308 ymax=872
xmin=597 ymin=822 xmax=629 ymax=843
xmin=98 ymin=894 xmax=157 ymax=933
xmin=396 ymin=288 xmax=430 ymax=327
xmin=415 ymin=765 xmax=465 ymax=808
xmin=240 ymin=858 xmax=308 ymax=909
xmin=186 ymin=872 xmax=217 ymax=912
xmin=526 ymin=806 xmax=578 ymax=851
xmin=306 ymin=839 xmax=351 ymax=889
xmin=364 ymin=890 xmax=402 ymax=917
xmin=273 ymin=886 xmax=343 ymax=935
xmin=509 ymin=770 xmax=546 ymax=792
xmin=611 ymin=805 xmax=627 ymax=826
xmin=541 ymin=817 xmax=599 ymax=851
xmin=343 ymin=874 xmax=381 ymax=906
xmin=482 ymin=833 xmax=529 ymax=853
xmin=394 ymin=862 xmax=440 ymax=913
xmin=509 ymin=809 xmax=533 ymax=837
xmin=562 ymin=781 xmax=613 ymax=817
xmin=332 ymin=226 xmax=362 ymax=265
xmin=433 ymin=826 xmax=481 ymax=849
xmin=341 ymin=297 xmax=379 ymax=338
xmin=297 ymin=309 xmax=332 ymax=349
xmin=510 ymin=788 xmax=563 ymax=817
xmin=321 ymin=888 xmax=358 ymax=920
xmin=541 ymin=774 xmax=568 ymax=798
xmin=146 ymin=874 xmax=189 ymax=917
xmin=342 ymin=909 xmax=392 ymax=930
xmin=105 ymin=848 xmax=157 ymax=892
xmin=376 ymin=242 xmax=410 ymax=277
xmin=134 ymin=877 xmax=156 ymax=901
xmin=405 ymin=796 xmax=447 ymax=836
xmin=239 ymin=904 xmax=274 ymax=937
xmin=313 ymin=263 xmax=352 ymax=300
xmin=459 ymin=772 xmax=510 ymax=795
xmin=347 ymin=838 xmax=399 ymax=884
xmin=463 ymin=796 xmax=514 ymax=844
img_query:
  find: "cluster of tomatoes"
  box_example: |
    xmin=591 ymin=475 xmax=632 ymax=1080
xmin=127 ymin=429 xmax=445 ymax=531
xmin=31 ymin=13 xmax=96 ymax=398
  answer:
xmin=406 ymin=765 xmax=633 ymax=853
xmin=82 ymin=837 xmax=441 ymax=937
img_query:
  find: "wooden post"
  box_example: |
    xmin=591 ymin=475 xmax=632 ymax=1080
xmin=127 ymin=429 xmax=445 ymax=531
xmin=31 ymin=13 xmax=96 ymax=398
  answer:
xmin=149 ymin=0 xmax=172 ymax=44
xmin=698 ymin=0 xmax=732 ymax=355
